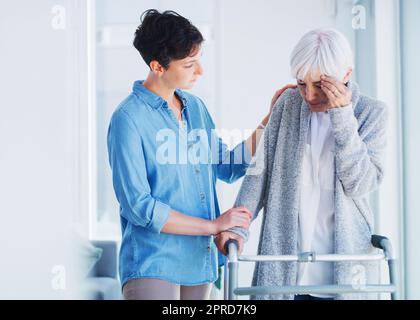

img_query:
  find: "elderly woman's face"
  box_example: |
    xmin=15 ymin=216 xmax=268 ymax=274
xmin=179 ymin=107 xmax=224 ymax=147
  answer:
xmin=297 ymin=70 xmax=330 ymax=112
xmin=297 ymin=68 xmax=352 ymax=112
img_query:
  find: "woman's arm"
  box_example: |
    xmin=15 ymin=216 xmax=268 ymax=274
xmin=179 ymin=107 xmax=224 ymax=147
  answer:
xmin=228 ymin=121 xmax=270 ymax=241
xmin=205 ymin=85 xmax=295 ymax=184
xmin=321 ymin=76 xmax=388 ymax=198
xmin=161 ymin=207 xmax=252 ymax=236
xmin=244 ymin=84 xmax=296 ymax=156
xmin=214 ymin=90 xmax=291 ymax=254
xmin=227 ymin=98 xmax=285 ymax=241
xmin=108 ymin=110 xmax=253 ymax=236
xmin=329 ymin=103 xmax=387 ymax=198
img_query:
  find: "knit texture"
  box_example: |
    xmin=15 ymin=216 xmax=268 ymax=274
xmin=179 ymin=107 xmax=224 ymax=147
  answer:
xmin=230 ymin=81 xmax=388 ymax=300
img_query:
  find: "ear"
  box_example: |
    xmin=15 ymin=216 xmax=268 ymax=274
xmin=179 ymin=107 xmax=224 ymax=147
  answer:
xmin=149 ymin=60 xmax=165 ymax=76
xmin=343 ymin=68 xmax=353 ymax=83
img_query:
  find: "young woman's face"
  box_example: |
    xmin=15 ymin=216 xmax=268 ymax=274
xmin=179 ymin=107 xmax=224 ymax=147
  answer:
xmin=162 ymin=47 xmax=204 ymax=90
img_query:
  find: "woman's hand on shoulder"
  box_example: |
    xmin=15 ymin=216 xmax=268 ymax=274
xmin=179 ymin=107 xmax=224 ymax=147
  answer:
xmin=269 ymin=84 xmax=297 ymax=115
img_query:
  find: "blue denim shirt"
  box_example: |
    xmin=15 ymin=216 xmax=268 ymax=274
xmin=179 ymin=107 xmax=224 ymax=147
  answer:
xmin=107 ymin=81 xmax=251 ymax=288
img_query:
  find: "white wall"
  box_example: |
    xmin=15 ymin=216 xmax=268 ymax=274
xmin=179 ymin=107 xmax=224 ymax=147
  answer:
xmin=373 ymin=0 xmax=405 ymax=298
xmin=399 ymin=0 xmax=420 ymax=300
xmin=0 ymin=0 xmax=82 ymax=298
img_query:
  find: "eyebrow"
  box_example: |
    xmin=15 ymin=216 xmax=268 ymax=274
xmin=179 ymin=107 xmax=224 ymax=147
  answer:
xmin=297 ymin=80 xmax=322 ymax=85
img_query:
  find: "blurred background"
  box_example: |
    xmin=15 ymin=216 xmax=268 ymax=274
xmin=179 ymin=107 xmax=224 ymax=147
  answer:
xmin=0 ymin=0 xmax=419 ymax=299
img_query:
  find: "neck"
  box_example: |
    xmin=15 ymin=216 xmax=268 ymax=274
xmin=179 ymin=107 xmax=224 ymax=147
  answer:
xmin=143 ymin=73 xmax=175 ymax=104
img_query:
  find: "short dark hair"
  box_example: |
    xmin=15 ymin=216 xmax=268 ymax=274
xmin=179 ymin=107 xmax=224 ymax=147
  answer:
xmin=133 ymin=9 xmax=204 ymax=69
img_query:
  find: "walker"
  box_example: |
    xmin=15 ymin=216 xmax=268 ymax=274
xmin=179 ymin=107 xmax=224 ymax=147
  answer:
xmin=223 ymin=235 xmax=398 ymax=300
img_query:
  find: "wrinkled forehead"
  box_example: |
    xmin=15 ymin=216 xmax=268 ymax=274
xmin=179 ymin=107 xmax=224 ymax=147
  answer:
xmin=298 ymin=68 xmax=323 ymax=83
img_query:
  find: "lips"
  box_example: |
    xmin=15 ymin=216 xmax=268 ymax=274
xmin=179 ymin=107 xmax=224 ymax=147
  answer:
xmin=309 ymin=102 xmax=323 ymax=107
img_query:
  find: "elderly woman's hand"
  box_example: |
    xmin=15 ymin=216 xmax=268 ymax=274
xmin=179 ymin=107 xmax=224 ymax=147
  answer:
xmin=320 ymin=75 xmax=352 ymax=109
xmin=214 ymin=231 xmax=244 ymax=256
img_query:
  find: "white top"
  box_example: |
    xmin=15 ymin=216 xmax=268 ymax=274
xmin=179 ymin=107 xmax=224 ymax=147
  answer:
xmin=297 ymin=111 xmax=335 ymax=298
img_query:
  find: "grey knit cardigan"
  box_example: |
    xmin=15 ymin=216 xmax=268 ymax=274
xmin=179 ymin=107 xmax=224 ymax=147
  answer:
xmin=231 ymin=81 xmax=388 ymax=300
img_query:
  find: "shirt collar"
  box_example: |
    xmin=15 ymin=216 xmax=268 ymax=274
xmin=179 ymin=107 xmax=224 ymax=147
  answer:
xmin=132 ymin=80 xmax=188 ymax=109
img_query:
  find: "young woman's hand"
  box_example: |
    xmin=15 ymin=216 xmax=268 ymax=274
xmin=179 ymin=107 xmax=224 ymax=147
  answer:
xmin=211 ymin=207 xmax=253 ymax=235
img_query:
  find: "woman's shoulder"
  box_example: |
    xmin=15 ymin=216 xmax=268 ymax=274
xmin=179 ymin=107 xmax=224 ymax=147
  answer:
xmin=272 ymin=87 xmax=302 ymax=112
xmin=283 ymin=87 xmax=302 ymax=101
xmin=270 ymin=87 xmax=302 ymax=123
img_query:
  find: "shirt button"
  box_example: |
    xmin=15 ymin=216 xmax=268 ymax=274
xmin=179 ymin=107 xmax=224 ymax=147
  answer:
xmin=200 ymin=194 xmax=205 ymax=200
xmin=195 ymin=168 xmax=200 ymax=174
xmin=207 ymin=246 xmax=211 ymax=251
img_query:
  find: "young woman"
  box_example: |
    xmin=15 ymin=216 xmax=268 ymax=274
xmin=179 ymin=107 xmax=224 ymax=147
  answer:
xmin=107 ymin=9 xmax=291 ymax=300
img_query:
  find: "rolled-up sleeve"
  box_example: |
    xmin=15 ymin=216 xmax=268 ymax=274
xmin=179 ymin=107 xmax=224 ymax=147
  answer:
xmin=212 ymin=133 xmax=252 ymax=184
xmin=107 ymin=109 xmax=171 ymax=233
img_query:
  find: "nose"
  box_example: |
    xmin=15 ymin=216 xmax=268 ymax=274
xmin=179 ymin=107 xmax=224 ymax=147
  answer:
xmin=305 ymin=85 xmax=318 ymax=103
xmin=195 ymin=61 xmax=204 ymax=76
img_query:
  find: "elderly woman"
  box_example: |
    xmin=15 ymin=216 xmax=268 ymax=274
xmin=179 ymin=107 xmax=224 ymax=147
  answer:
xmin=215 ymin=29 xmax=388 ymax=300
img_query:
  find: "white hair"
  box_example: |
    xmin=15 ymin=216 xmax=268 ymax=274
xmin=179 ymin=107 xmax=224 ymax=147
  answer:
xmin=290 ymin=29 xmax=354 ymax=81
